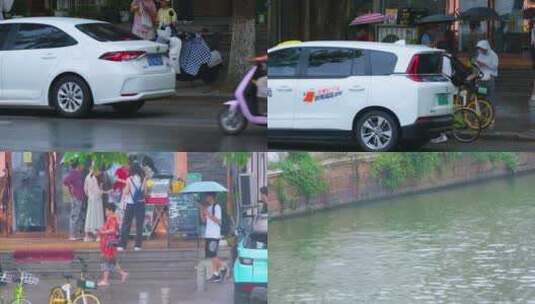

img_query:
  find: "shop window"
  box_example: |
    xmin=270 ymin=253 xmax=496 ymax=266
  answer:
xmin=383 ymin=0 xmax=446 ymax=15
xmin=140 ymin=153 xmax=176 ymax=177
xmin=11 ymin=152 xmax=47 ymax=233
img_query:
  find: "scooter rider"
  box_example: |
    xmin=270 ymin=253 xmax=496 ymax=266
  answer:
xmin=249 ymin=55 xmax=267 ymax=116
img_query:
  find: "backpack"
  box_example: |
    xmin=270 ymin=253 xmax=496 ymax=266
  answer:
xmin=211 ymin=203 xmax=233 ymax=237
xmin=130 ymin=178 xmax=144 ymax=204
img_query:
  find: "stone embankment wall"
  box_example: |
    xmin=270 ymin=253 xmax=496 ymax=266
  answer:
xmin=268 ymin=153 xmax=535 ymax=219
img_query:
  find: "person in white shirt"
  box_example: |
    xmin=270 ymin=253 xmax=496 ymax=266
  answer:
xmin=200 ymin=192 xmax=227 ymax=282
xmin=475 ymin=40 xmax=499 ymax=105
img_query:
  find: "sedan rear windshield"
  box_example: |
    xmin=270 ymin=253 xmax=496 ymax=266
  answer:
xmin=415 ymin=53 xmax=443 ymax=74
xmin=76 ymin=23 xmax=141 ymax=42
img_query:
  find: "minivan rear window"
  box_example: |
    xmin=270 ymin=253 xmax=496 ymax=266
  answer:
xmin=415 ymin=53 xmax=443 ymax=74
xmin=76 ymin=23 xmax=141 ymax=42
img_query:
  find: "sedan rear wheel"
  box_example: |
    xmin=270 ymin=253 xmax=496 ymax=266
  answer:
xmin=51 ymin=75 xmax=92 ymax=118
xmin=355 ymin=110 xmax=399 ymax=152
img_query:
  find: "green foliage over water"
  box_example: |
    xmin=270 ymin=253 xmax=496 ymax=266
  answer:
xmin=371 ymin=152 xmax=519 ymax=189
xmin=276 ymin=152 xmax=327 ymax=208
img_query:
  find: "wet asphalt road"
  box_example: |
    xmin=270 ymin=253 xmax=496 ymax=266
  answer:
xmin=0 ymin=97 xmax=266 ymax=152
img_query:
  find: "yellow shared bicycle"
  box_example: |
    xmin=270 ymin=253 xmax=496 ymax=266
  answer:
xmin=48 ymin=258 xmax=101 ymax=304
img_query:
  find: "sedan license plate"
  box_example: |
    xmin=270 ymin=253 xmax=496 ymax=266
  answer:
xmin=147 ymin=54 xmax=163 ymax=66
xmin=437 ymin=94 xmax=449 ymax=106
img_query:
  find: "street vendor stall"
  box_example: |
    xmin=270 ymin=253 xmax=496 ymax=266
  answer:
xmin=350 ymin=8 xmax=429 ymax=44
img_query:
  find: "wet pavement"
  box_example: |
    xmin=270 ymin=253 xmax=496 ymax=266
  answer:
xmin=1 ymin=277 xmax=233 ymax=304
xmin=0 ymin=97 xmax=266 ymax=151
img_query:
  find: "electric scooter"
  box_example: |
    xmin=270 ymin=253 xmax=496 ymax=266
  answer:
xmin=218 ymin=56 xmax=267 ymax=135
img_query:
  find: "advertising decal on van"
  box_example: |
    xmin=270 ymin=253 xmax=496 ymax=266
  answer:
xmin=303 ymin=87 xmax=343 ymax=103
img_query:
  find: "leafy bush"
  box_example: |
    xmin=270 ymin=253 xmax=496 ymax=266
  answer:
xmin=62 ymin=152 xmax=129 ymax=171
xmin=277 ymin=153 xmax=327 ymax=207
xmin=371 ymin=153 xmax=519 ymax=189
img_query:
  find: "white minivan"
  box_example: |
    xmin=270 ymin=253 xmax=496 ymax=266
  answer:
xmin=268 ymin=41 xmax=455 ymax=151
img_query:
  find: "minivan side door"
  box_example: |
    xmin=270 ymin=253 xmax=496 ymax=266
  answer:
xmin=267 ymin=47 xmax=302 ymax=130
xmin=292 ymin=47 xmax=371 ymax=130
xmin=1 ymin=23 xmax=77 ymax=103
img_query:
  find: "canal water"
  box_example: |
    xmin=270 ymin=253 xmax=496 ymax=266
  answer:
xmin=270 ymin=174 xmax=535 ymax=303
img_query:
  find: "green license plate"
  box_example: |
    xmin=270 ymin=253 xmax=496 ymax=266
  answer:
xmin=478 ymin=86 xmax=488 ymax=95
xmin=437 ymin=94 xmax=449 ymax=106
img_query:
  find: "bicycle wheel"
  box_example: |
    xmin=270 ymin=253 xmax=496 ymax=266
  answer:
xmin=452 ymin=108 xmax=482 ymax=143
xmin=48 ymin=287 xmax=67 ymax=304
xmin=453 ymin=94 xmax=464 ymax=108
xmin=9 ymin=299 xmax=32 ymax=304
xmin=467 ymin=97 xmax=495 ymax=130
xmin=72 ymin=293 xmax=101 ymax=304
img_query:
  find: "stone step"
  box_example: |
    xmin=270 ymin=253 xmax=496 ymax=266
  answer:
xmin=0 ymin=248 xmax=231 ymax=281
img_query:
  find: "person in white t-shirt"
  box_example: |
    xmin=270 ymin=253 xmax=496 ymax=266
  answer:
xmin=200 ymin=192 xmax=227 ymax=282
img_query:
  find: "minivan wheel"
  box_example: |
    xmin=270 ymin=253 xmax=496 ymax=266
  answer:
xmin=112 ymin=101 xmax=145 ymax=116
xmin=355 ymin=110 xmax=399 ymax=152
xmin=51 ymin=75 xmax=92 ymax=118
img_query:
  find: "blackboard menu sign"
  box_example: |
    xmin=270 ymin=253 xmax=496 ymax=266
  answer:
xmin=168 ymin=193 xmax=200 ymax=241
xmin=398 ymin=8 xmax=428 ymax=26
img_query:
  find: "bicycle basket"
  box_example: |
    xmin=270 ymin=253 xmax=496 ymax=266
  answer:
xmin=78 ymin=279 xmax=97 ymax=290
xmin=21 ymin=273 xmax=39 ymax=285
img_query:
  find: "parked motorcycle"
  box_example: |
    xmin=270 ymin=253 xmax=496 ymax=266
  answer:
xmin=218 ymin=56 xmax=267 ymax=135
xmin=157 ymin=25 xmax=223 ymax=85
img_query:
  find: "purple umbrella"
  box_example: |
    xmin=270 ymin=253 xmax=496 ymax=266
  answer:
xmin=349 ymin=13 xmax=385 ymax=26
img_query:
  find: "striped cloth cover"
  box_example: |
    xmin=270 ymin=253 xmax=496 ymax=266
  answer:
xmin=349 ymin=13 xmax=385 ymax=26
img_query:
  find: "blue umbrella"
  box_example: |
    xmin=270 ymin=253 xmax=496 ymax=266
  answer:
xmin=181 ymin=181 xmax=228 ymax=193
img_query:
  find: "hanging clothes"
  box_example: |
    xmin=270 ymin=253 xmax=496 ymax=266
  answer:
xmin=179 ymin=35 xmax=211 ymax=76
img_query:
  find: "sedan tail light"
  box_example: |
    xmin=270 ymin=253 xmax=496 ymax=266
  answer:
xmin=99 ymin=51 xmax=146 ymax=62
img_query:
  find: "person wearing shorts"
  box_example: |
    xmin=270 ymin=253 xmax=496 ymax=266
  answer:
xmin=201 ymin=193 xmax=227 ymax=282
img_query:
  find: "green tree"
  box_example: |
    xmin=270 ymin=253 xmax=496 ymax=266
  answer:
xmin=62 ymin=152 xmax=129 ymax=171
xmin=278 ymin=152 xmax=327 ymax=208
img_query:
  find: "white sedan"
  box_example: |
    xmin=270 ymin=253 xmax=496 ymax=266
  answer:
xmin=0 ymin=17 xmax=176 ymax=117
